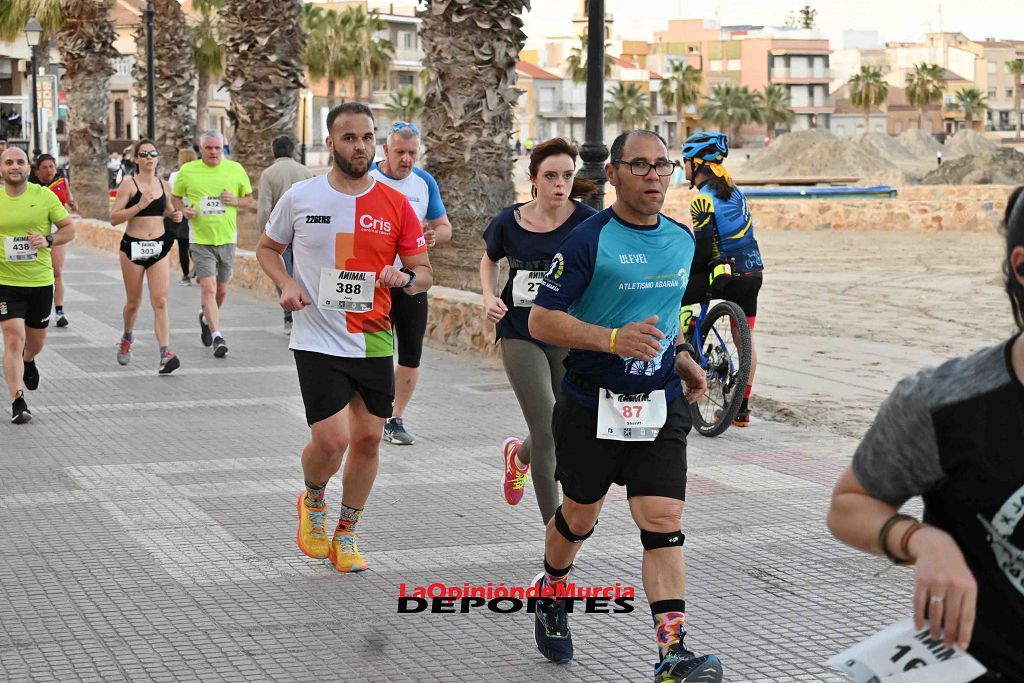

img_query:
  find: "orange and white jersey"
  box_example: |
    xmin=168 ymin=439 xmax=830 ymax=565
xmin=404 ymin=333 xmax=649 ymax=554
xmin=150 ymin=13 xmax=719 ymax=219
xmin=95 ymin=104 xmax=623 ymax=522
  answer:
xmin=265 ymin=175 xmax=427 ymax=358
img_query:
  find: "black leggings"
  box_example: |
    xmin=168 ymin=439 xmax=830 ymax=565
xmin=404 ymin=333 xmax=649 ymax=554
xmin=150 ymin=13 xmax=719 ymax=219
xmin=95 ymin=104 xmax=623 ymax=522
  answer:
xmin=176 ymin=236 xmax=190 ymax=275
xmin=389 ymin=288 xmax=427 ymax=368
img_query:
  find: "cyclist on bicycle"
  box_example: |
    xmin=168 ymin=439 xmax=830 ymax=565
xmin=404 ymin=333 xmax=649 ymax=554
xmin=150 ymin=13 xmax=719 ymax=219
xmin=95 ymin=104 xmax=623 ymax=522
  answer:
xmin=680 ymin=132 xmax=763 ymax=427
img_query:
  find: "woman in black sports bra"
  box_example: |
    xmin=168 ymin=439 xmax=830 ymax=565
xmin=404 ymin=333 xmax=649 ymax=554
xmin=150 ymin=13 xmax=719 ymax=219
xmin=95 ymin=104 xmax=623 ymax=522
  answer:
xmin=109 ymin=138 xmax=183 ymax=374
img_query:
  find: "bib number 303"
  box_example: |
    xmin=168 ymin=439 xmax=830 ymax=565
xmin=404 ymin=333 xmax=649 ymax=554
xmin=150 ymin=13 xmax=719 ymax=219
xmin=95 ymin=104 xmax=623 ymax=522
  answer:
xmin=318 ymin=268 xmax=375 ymax=313
xmin=130 ymin=240 xmax=163 ymax=261
xmin=596 ymin=389 xmax=668 ymax=441
xmin=4 ymin=236 xmax=37 ymax=262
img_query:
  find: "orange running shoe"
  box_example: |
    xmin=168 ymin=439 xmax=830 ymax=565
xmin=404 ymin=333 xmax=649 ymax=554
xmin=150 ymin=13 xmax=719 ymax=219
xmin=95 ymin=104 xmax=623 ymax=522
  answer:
xmin=328 ymin=530 xmax=368 ymax=572
xmin=295 ymin=491 xmax=330 ymax=559
xmin=501 ymin=437 xmax=529 ymax=505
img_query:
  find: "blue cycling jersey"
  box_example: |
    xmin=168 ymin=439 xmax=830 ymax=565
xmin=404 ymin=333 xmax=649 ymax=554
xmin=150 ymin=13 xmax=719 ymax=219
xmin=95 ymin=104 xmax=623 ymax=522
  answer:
xmin=533 ymin=208 xmax=695 ymax=410
xmin=690 ymin=182 xmax=763 ymax=273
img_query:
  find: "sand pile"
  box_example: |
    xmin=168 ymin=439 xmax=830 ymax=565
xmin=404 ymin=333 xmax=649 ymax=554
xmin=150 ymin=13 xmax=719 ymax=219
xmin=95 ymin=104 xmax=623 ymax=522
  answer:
xmin=855 ymin=132 xmax=920 ymax=164
xmin=945 ymin=129 xmax=998 ymax=156
xmin=743 ymin=130 xmax=897 ymax=180
xmin=897 ymin=128 xmax=954 ymax=159
xmin=920 ymin=147 xmax=1024 ymax=185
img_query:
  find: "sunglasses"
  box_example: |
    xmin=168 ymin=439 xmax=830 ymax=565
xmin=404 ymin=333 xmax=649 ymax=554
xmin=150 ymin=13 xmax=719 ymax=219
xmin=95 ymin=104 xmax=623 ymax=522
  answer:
xmin=137 ymin=151 xmax=160 ymax=158
xmin=391 ymin=121 xmax=420 ymax=135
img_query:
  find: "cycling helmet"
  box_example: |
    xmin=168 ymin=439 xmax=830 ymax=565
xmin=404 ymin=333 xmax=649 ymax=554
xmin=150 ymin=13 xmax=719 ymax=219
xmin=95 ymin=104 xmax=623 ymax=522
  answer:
xmin=682 ymin=132 xmax=728 ymax=163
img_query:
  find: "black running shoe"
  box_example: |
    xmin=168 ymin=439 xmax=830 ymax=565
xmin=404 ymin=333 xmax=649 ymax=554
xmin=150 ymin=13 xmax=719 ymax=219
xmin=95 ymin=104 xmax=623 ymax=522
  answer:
xmin=532 ymin=573 xmax=573 ymax=663
xmin=55 ymin=311 xmax=69 ymax=327
xmin=159 ymin=352 xmax=180 ymax=375
xmin=199 ymin=310 xmax=212 ymax=347
xmin=653 ymin=640 xmax=723 ymax=682
xmin=23 ymin=360 xmax=39 ymax=391
xmin=11 ymin=391 xmax=31 ymax=424
xmin=213 ymin=336 xmax=228 ymax=358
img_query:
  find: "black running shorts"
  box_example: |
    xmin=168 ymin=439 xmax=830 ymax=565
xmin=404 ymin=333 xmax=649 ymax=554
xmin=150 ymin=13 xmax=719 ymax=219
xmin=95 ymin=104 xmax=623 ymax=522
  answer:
xmin=682 ymin=270 xmax=763 ymax=318
xmin=119 ymin=233 xmax=173 ymax=269
xmin=552 ymin=393 xmax=692 ymax=504
xmin=389 ymin=288 xmax=428 ymax=368
xmin=0 ymin=284 xmax=53 ymax=329
xmin=293 ymin=350 xmax=395 ymax=425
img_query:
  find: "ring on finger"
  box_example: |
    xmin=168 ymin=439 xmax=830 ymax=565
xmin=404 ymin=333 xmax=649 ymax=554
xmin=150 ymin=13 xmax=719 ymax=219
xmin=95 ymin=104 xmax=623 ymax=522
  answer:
xmin=929 ymin=595 xmax=944 ymax=605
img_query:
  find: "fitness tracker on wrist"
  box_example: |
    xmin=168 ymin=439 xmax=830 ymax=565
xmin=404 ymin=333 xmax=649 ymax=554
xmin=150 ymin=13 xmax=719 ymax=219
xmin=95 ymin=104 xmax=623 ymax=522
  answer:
xmin=399 ymin=267 xmax=416 ymax=289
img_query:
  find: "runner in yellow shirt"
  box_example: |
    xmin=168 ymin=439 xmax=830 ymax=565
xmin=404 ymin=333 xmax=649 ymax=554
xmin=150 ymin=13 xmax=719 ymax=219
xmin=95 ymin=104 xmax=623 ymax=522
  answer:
xmin=0 ymin=147 xmax=75 ymax=423
xmin=172 ymin=130 xmax=253 ymax=357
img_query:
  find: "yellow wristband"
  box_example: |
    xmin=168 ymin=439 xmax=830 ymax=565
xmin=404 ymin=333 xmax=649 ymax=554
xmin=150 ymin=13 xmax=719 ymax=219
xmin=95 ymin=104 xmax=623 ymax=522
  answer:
xmin=609 ymin=327 xmax=619 ymax=354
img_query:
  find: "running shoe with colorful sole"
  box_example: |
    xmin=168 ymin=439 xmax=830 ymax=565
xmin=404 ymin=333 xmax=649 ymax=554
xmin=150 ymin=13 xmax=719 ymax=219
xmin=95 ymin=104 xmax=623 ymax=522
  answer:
xmin=296 ymin=491 xmax=330 ymax=559
xmin=501 ymin=437 xmax=529 ymax=505
xmin=329 ymin=530 xmax=368 ymax=573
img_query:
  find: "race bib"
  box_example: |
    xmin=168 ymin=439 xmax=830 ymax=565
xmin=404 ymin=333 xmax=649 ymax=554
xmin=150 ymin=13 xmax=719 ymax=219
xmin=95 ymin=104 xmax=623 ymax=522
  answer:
xmin=318 ymin=268 xmax=375 ymax=313
xmin=596 ymin=389 xmax=668 ymax=441
xmin=511 ymin=270 xmax=545 ymax=307
xmin=4 ymin=236 xmax=37 ymax=262
xmin=200 ymin=196 xmax=225 ymax=216
xmin=827 ymin=619 xmax=986 ymax=683
xmin=130 ymin=240 xmax=163 ymax=261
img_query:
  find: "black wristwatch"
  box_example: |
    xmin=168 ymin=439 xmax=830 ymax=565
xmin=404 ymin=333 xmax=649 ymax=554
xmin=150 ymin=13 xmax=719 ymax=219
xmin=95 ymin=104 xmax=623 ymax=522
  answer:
xmin=675 ymin=341 xmax=695 ymax=357
xmin=399 ymin=266 xmax=416 ymax=289
xmin=45 ymin=234 xmax=54 ymax=248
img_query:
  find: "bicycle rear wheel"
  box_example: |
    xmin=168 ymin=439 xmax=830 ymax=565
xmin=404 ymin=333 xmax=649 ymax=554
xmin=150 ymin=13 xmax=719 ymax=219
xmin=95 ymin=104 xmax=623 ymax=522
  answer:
xmin=690 ymin=301 xmax=752 ymax=437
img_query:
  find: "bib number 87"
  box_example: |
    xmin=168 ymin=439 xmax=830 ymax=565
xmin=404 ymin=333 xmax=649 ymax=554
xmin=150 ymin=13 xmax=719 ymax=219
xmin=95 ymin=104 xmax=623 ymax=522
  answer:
xmin=336 ymin=282 xmax=362 ymax=295
xmin=622 ymin=405 xmax=643 ymax=419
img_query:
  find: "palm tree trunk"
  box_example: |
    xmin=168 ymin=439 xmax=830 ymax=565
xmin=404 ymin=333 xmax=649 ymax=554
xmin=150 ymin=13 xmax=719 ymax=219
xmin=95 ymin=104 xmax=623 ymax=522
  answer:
xmin=57 ymin=0 xmax=117 ymax=220
xmin=419 ymin=0 xmax=529 ymax=291
xmin=864 ymin=103 xmax=870 ymax=133
xmin=767 ymin=121 xmax=776 ymax=139
xmin=327 ymin=78 xmax=336 ymax=109
xmin=1015 ymin=78 xmax=1022 ymax=142
xmin=220 ymin=0 xmax=306 ymax=186
xmin=196 ymin=72 xmax=211 ymax=133
xmin=132 ymin=0 xmax=196 ymax=164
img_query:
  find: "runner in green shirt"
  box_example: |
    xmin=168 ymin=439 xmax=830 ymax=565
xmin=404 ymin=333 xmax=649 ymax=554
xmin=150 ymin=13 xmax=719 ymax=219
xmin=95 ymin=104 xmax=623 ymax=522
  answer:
xmin=172 ymin=130 xmax=253 ymax=357
xmin=0 ymin=147 xmax=75 ymax=424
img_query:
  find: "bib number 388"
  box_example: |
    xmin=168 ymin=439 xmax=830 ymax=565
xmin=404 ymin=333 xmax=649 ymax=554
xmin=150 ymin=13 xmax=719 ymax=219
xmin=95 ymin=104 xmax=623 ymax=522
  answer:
xmin=596 ymin=389 xmax=668 ymax=441
xmin=318 ymin=268 xmax=375 ymax=313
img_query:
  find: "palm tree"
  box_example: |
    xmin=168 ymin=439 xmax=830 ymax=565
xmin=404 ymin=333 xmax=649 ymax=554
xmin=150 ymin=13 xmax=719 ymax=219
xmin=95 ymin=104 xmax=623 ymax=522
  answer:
xmin=658 ymin=60 xmax=702 ymax=141
xmin=345 ymin=7 xmax=394 ymax=101
xmin=419 ymin=0 xmax=529 ymax=291
xmin=384 ymin=87 xmax=424 ymax=123
xmin=220 ymin=0 xmax=305 ymax=184
xmin=755 ymin=84 xmax=794 ymax=139
xmin=57 ymin=0 xmax=117 ymax=220
xmin=1007 ymin=58 xmax=1024 ymax=141
xmin=191 ymin=0 xmax=225 ymax=134
xmin=132 ymin=0 xmax=196 ymax=163
xmin=301 ymin=6 xmax=347 ymax=109
xmin=848 ymin=65 xmax=888 ymax=133
xmin=604 ymin=82 xmax=651 ymax=133
xmin=564 ymin=33 xmax=612 ymax=84
xmin=0 ymin=0 xmax=63 ymax=72
xmin=954 ymin=88 xmax=988 ymax=130
xmin=905 ymin=62 xmax=946 ymax=133
xmin=699 ymin=83 xmax=759 ymax=147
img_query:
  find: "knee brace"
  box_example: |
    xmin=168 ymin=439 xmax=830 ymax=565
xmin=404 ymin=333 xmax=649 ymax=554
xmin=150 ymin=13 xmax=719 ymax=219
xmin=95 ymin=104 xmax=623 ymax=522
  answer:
xmin=554 ymin=505 xmax=596 ymax=543
xmin=640 ymin=529 xmax=685 ymax=550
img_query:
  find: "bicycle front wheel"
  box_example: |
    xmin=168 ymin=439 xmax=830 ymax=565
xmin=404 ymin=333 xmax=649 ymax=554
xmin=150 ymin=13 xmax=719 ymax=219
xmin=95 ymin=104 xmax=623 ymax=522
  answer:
xmin=690 ymin=301 xmax=752 ymax=437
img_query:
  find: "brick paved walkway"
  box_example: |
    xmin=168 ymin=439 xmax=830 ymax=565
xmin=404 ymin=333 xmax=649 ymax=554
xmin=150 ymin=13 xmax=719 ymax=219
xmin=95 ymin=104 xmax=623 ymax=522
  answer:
xmin=0 ymin=248 xmax=916 ymax=682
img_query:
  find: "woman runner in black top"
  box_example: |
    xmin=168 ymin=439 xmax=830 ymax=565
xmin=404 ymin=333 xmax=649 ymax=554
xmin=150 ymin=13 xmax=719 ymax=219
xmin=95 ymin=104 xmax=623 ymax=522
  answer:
xmin=827 ymin=186 xmax=1024 ymax=679
xmin=480 ymin=138 xmax=596 ymax=524
xmin=109 ymin=139 xmax=182 ymax=374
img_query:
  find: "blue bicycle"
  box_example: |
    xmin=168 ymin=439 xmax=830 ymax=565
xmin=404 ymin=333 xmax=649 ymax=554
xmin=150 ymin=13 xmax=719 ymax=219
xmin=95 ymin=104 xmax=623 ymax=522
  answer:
xmin=681 ymin=291 xmax=752 ymax=437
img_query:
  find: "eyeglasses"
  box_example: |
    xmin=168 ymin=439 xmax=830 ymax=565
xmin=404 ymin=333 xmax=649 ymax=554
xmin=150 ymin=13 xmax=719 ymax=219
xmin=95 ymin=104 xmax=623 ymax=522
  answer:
xmin=137 ymin=151 xmax=160 ymax=158
xmin=612 ymin=159 xmax=677 ymax=177
xmin=391 ymin=121 xmax=420 ymax=135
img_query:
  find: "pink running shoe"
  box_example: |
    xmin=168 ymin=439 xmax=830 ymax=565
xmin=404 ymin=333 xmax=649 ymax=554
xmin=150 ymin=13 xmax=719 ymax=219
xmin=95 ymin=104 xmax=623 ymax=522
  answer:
xmin=501 ymin=437 xmax=529 ymax=505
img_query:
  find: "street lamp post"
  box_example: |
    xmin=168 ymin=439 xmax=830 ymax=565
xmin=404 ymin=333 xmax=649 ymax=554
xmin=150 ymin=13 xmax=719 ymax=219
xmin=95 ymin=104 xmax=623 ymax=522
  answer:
xmin=145 ymin=0 xmax=156 ymax=139
xmin=577 ymin=0 xmax=608 ymax=210
xmin=299 ymin=91 xmax=307 ymax=165
xmin=25 ymin=16 xmax=43 ymax=159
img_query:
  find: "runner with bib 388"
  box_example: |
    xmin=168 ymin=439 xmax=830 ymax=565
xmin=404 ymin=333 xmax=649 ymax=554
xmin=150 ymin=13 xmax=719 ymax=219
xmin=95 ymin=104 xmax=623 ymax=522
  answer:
xmin=256 ymin=102 xmax=432 ymax=573
xmin=527 ymin=130 xmax=723 ymax=682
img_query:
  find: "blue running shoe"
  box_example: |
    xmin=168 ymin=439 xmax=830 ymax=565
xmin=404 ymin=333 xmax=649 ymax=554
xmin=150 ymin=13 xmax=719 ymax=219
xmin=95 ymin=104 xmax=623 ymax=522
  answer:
xmin=653 ymin=639 xmax=723 ymax=682
xmin=532 ymin=573 xmax=573 ymax=663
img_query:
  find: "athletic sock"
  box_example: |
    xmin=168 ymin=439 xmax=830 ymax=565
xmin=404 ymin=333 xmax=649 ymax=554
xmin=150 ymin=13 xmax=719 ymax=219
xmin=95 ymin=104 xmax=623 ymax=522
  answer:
xmin=304 ymin=480 xmax=327 ymax=508
xmin=542 ymin=557 xmax=572 ymax=590
xmin=122 ymin=331 xmax=133 ymax=342
xmin=159 ymin=346 xmax=169 ymax=356
xmin=55 ymin=306 xmax=64 ymax=315
xmin=211 ymin=330 xmax=222 ymax=340
xmin=335 ymin=503 xmax=363 ymax=533
xmin=651 ymin=599 xmax=687 ymax=659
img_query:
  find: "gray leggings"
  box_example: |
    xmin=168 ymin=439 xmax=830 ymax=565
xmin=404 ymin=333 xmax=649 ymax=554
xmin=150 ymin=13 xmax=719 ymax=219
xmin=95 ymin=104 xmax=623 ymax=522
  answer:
xmin=500 ymin=337 xmax=567 ymax=525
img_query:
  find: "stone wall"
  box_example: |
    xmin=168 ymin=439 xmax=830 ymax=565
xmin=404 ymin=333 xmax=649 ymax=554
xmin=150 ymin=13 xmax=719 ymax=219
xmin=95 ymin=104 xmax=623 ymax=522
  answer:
xmin=71 ymin=184 xmax=1015 ymax=358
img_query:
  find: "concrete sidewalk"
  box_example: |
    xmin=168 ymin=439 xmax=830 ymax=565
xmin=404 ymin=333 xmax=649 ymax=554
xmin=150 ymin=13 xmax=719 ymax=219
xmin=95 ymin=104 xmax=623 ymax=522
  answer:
xmin=0 ymin=247 xmax=916 ymax=682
